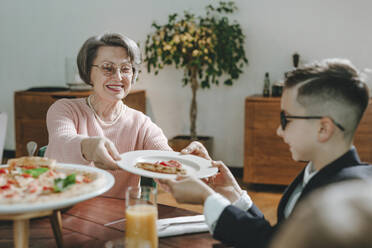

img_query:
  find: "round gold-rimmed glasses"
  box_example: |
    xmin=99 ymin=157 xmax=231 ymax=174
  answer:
xmin=92 ymin=61 xmax=133 ymax=77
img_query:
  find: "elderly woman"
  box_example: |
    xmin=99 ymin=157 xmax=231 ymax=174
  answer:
xmin=45 ymin=33 xmax=171 ymax=198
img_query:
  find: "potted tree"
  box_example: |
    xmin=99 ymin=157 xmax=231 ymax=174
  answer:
xmin=144 ymin=1 xmax=248 ymax=153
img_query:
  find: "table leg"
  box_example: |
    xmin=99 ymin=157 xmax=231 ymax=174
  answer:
xmin=50 ymin=210 xmax=64 ymax=248
xmin=13 ymin=219 xmax=29 ymax=248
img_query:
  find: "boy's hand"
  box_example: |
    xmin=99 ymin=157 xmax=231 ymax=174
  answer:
xmin=181 ymin=141 xmax=212 ymax=160
xmin=155 ymin=178 xmax=171 ymax=193
xmin=159 ymin=176 xmax=215 ymax=205
xmin=203 ymin=161 xmax=243 ymax=203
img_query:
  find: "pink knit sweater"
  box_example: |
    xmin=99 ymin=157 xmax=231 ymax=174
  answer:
xmin=45 ymin=97 xmax=171 ymax=198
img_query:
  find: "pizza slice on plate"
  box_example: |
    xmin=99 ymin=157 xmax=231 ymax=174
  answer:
xmin=135 ymin=160 xmax=187 ymax=175
xmin=0 ymin=156 xmax=104 ymax=204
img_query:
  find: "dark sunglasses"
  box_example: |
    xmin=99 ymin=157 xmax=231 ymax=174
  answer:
xmin=280 ymin=111 xmax=345 ymax=131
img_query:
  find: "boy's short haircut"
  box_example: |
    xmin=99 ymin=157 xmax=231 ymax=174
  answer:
xmin=284 ymin=58 xmax=369 ymax=141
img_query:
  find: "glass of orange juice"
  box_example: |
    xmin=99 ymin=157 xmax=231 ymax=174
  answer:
xmin=125 ymin=186 xmax=158 ymax=248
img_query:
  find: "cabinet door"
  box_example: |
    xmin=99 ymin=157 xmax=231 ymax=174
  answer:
xmin=354 ymin=99 xmax=372 ymax=162
xmin=124 ymin=91 xmax=146 ymax=113
xmin=14 ymin=95 xmax=56 ymax=120
xmin=243 ymin=99 xmax=305 ymax=185
xmin=15 ymin=119 xmax=48 ymax=157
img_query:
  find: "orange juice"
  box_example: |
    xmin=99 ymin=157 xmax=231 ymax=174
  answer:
xmin=125 ymin=204 xmax=158 ymax=248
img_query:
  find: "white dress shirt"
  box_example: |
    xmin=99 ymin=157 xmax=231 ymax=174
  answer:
xmin=283 ymin=162 xmax=317 ymax=217
xmin=204 ymin=190 xmax=253 ymax=233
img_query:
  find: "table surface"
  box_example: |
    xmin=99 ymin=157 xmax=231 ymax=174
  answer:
xmin=0 ymin=196 xmax=225 ymax=248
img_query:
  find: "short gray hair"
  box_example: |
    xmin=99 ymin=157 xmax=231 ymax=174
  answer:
xmin=77 ymin=33 xmax=141 ymax=85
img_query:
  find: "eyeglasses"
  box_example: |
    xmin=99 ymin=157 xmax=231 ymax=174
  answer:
xmin=280 ymin=111 xmax=345 ymax=131
xmin=92 ymin=62 xmax=133 ymax=77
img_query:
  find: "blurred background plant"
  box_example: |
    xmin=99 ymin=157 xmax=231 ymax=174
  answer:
xmin=145 ymin=1 xmax=248 ymax=139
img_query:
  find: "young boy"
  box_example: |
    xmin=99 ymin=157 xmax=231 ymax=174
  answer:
xmin=160 ymin=58 xmax=371 ymax=248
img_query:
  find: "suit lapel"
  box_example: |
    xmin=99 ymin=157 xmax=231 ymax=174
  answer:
xmin=299 ymin=148 xmax=362 ymax=201
xmin=279 ymin=148 xmax=363 ymax=221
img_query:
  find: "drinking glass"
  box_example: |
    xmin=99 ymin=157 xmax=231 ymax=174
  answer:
xmin=125 ymin=186 xmax=158 ymax=248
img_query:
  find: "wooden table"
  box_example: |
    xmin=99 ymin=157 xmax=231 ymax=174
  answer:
xmin=0 ymin=196 xmax=224 ymax=247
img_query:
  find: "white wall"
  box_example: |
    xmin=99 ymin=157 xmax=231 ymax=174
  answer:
xmin=1 ymin=0 xmax=372 ymax=167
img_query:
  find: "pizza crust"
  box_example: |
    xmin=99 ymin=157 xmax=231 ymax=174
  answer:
xmin=8 ymin=156 xmax=56 ymax=170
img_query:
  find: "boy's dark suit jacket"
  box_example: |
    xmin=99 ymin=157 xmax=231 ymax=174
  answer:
xmin=213 ymin=148 xmax=372 ymax=248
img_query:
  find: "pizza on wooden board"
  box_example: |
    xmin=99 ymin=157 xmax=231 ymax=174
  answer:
xmin=0 ymin=156 xmax=105 ymax=204
xmin=135 ymin=160 xmax=187 ymax=175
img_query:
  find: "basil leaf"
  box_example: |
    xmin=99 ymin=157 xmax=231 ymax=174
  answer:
xmin=53 ymin=179 xmax=64 ymax=193
xmin=63 ymin=174 xmax=76 ymax=187
xmin=22 ymin=167 xmax=49 ymax=178
xmin=53 ymin=173 xmax=76 ymax=193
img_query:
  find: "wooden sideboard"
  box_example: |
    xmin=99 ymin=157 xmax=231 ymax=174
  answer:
xmin=14 ymin=89 xmax=146 ymax=157
xmin=243 ymin=96 xmax=372 ymax=185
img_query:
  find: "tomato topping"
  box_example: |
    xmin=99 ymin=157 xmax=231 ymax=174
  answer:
xmin=157 ymin=160 xmax=181 ymax=168
xmin=0 ymin=169 xmax=7 ymax=174
xmin=1 ymin=184 xmax=10 ymax=190
xmin=83 ymin=177 xmax=92 ymax=183
xmin=23 ymin=165 xmax=37 ymax=170
xmin=159 ymin=162 xmax=168 ymax=166
xmin=7 ymin=180 xmax=16 ymax=184
xmin=42 ymin=186 xmax=53 ymax=191
xmin=28 ymin=184 xmax=37 ymax=193
xmin=22 ymin=173 xmax=32 ymax=178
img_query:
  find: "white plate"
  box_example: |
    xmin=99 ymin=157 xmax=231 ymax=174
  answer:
xmin=0 ymin=163 xmax=115 ymax=214
xmin=117 ymin=150 xmax=217 ymax=179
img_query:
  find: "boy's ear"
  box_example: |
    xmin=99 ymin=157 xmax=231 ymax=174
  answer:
xmin=318 ymin=117 xmax=335 ymax=142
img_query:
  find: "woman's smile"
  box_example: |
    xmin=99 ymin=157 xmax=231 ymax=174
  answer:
xmin=106 ymin=83 xmax=124 ymax=92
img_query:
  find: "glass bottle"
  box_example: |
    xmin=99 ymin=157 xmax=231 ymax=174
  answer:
xmin=263 ymin=72 xmax=270 ymax=97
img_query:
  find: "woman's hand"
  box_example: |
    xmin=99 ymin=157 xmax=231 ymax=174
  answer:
xmin=180 ymin=141 xmax=212 ymax=160
xmin=203 ymin=161 xmax=243 ymax=203
xmin=159 ymin=176 xmax=215 ymax=205
xmin=81 ymin=136 xmax=121 ymax=170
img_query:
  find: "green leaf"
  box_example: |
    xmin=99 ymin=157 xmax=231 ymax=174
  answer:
xmin=151 ymin=22 xmax=160 ymax=29
xmin=143 ymin=0 xmax=248 ymax=114
xmin=201 ymin=80 xmax=210 ymax=88
xmin=53 ymin=174 xmax=76 ymax=193
xmin=224 ymin=79 xmax=233 ymax=85
xmin=22 ymin=167 xmax=49 ymax=178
